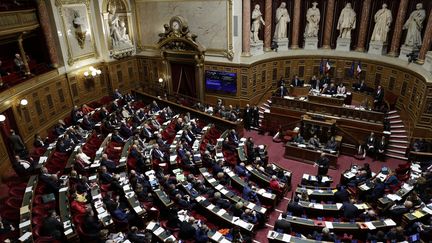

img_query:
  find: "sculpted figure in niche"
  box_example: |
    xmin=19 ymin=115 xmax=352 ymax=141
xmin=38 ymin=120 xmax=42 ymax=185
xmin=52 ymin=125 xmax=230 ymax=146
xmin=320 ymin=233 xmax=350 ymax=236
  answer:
xmin=403 ymin=3 xmax=426 ymax=47
xmin=251 ymin=4 xmax=265 ymax=43
xmin=304 ymin=2 xmax=320 ymax=38
xmin=337 ymin=3 xmax=356 ymax=39
xmin=371 ymin=3 xmax=392 ymax=42
xmin=274 ymin=2 xmax=290 ymax=40
xmin=108 ymin=3 xmax=130 ymax=46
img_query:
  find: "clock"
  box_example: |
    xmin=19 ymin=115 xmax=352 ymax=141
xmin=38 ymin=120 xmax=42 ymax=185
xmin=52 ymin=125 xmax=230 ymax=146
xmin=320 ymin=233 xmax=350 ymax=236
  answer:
xmin=172 ymin=21 xmax=180 ymax=31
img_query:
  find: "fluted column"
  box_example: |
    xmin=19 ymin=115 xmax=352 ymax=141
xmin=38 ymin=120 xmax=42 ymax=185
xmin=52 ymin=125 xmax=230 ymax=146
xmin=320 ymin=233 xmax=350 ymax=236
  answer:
xmin=417 ymin=9 xmax=432 ymax=64
xmin=290 ymin=0 xmax=301 ymax=49
xmin=355 ymin=0 xmax=372 ymax=51
xmin=242 ymin=0 xmax=251 ymax=56
xmin=18 ymin=34 xmax=31 ymax=75
xmin=322 ymin=0 xmax=336 ymax=49
xmin=388 ymin=0 xmax=410 ymax=56
xmin=37 ymin=0 xmax=59 ymax=67
xmin=263 ymin=0 xmax=272 ymax=51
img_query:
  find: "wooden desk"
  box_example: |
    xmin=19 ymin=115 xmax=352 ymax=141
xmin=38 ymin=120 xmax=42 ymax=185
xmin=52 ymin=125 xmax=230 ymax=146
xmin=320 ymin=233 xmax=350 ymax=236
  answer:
xmin=271 ymin=96 xmax=384 ymax=123
xmin=284 ymin=143 xmax=338 ymax=169
xmin=153 ymin=188 xmax=174 ymax=208
xmin=295 ymin=187 xmax=336 ymax=201
xmin=90 ymin=185 xmax=114 ymax=227
xmin=224 ymin=167 xmax=277 ymax=208
xmin=133 ymin=91 xmax=244 ymax=137
xmin=200 ymin=168 xmax=267 ymax=214
xmin=118 ymin=138 xmax=133 ymax=168
xmin=308 ymin=94 xmax=345 ymax=106
xmin=301 ymin=174 xmax=333 ymax=186
xmin=18 ymin=175 xmax=38 ymax=242
xmin=290 ymin=86 xmax=310 ymax=97
xmin=59 ymin=181 xmax=78 ymax=240
xmin=146 ymin=221 xmax=177 ymax=242
xmin=297 ymin=201 xmax=370 ymax=216
xmin=245 ymin=165 xmax=289 ymax=195
xmin=180 ymin=182 xmax=254 ymax=233
xmin=268 ymin=230 xmax=332 ymax=243
xmin=118 ymin=173 xmax=146 ymax=216
xmin=402 ymin=206 xmax=432 ymax=226
xmin=282 ymin=214 xmax=396 ymax=236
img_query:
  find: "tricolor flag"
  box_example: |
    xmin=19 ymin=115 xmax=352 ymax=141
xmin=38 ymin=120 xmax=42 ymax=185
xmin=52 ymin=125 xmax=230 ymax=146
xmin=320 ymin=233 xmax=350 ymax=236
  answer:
xmin=325 ymin=59 xmax=331 ymax=73
xmin=356 ymin=61 xmax=362 ymax=76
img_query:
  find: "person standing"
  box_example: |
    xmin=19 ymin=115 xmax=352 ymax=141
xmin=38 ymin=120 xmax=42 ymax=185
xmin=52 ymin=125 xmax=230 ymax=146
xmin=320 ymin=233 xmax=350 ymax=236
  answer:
xmin=316 ymin=153 xmax=329 ymax=176
xmin=9 ymin=129 xmax=26 ymax=156
xmin=243 ymin=104 xmax=252 ymax=131
xmin=252 ymin=106 xmax=259 ymax=128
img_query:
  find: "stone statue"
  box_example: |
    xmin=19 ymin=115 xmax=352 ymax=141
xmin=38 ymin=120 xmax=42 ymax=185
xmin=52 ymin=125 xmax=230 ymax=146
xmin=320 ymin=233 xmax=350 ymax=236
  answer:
xmin=403 ymin=3 xmax=426 ymax=47
xmin=108 ymin=3 xmax=130 ymax=46
xmin=304 ymin=2 xmax=320 ymax=38
xmin=274 ymin=2 xmax=290 ymax=40
xmin=337 ymin=3 xmax=356 ymax=39
xmin=251 ymin=4 xmax=265 ymax=43
xmin=371 ymin=4 xmax=392 ymax=42
xmin=72 ymin=10 xmax=86 ymax=48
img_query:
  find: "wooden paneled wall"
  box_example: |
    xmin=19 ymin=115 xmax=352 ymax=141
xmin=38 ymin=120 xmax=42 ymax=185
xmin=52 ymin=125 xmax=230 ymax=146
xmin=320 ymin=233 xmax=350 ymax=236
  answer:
xmin=0 ymin=58 xmax=143 ymax=180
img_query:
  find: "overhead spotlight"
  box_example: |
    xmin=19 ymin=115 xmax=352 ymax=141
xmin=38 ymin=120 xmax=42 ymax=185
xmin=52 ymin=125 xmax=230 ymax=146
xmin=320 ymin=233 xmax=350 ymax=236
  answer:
xmin=0 ymin=114 xmax=5 ymax=122
xmin=20 ymin=99 xmax=28 ymax=106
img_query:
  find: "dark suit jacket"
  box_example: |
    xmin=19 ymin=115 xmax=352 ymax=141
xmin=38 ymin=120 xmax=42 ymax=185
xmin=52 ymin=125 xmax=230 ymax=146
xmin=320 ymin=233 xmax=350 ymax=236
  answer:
xmin=341 ymin=202 xmax=359 ymax=219
xmin=291 ymin=78 xmax=303 ymax=87
xmin=374 ymin=89 xmax=384 ymax=103
xmin=274 ymin=219 xmax=292 ymax=234
xmin=9 ymin=134 xmax=25 ymax=152
xmin=179 ymin=221 xmax=196 ymax=240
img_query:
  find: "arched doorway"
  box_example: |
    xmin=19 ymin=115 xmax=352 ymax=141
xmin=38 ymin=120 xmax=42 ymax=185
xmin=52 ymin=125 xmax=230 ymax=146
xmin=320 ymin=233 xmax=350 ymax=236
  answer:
xmin=157 ymin=16 xmax=206 ymax=101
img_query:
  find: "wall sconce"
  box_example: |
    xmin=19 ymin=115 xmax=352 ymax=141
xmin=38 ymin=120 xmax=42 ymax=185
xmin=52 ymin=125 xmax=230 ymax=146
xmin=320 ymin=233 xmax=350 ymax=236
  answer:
xmin=158 ymin=78 xmax=164 ymax=83
xmin=0 ymin=114 xmax=5 ymax=122
xmin=83 ymin=66 xmax=102 ymax=79
xmin=20 ymin=99 xmax=28 ymax=107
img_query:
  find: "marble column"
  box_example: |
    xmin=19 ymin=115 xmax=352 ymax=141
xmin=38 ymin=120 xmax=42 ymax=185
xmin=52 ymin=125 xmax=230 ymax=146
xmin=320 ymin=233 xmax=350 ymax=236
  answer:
xmin=417 ymin=9 xmax=432 ymax=64
xmin=322 ymin=0 xmax=335 ymax=49
xmin=387 ymin=0 xmax=409 ymax=56
xmin=263 ymin=0 xmax=272 ymax=51
xmin=17 ymin=34 xmax=31 ymax=75
xmin=36 ymin=0 xmax=59 ymax=67
xmin=242 ymin=0 xmax=251 ymax=56
xmin=355 ymin=0 xmax=372 ymax=52
xmin=290 ymin=0 xmax=301 ymax=49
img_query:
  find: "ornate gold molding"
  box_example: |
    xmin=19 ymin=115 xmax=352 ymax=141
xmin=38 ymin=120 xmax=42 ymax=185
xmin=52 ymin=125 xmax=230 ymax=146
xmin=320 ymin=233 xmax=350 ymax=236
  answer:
xmin=0 ymin=9 xmax=39 ymax=37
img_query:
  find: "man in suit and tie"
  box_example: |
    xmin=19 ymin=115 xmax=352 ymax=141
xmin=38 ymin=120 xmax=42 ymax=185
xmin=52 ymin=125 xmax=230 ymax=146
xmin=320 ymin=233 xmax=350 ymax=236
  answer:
xmin=151 ymin=144 xmax=166 ymax=162
xmin=243 ymin=104 xmax=253 ymax=131
xmin=291 ymin=75 xmax=303 ymax=87
xmin=9 ymin=129 xmax=26 ymax=156
xmin=373 ymin=85 xmax=384 ymax=110
xmin=316 ymin=153 xmax=329 ymax=176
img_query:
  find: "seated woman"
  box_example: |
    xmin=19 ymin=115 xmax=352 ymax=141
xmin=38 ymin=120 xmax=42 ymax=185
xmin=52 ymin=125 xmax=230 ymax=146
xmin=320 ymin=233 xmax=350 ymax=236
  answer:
xmin=324 ymin=136 xmax=338 ymax=152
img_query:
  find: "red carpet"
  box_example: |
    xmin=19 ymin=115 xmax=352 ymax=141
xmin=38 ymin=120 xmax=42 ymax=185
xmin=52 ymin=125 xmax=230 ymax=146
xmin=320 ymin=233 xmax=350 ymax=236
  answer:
xmin=244 ymin=130 xmax=405 ymax=242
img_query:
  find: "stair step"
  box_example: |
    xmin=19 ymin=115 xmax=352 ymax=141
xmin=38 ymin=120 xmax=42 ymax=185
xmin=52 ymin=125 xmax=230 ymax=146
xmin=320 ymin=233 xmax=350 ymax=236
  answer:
xmin=390 ymin=135 xmax=408 ymax=138
xmin=391 ymin=125 xmax=404 ymax=128
xmin=387 ymin=115 xmax=400 ymax=119
xmin=388 ymin=144 xmax=408 ymax=149
xmin=387 ymin=149 xmax=406 ymax=155
xmin=389 ymin=120 xmax=403 ymax=124
xmin=385 ymin=153 xmax=409 ymax=161
xmin=267 ymin=99 xmax=272 ymax=103
xmin=388 ymin=110 xmax=397 ymax=114
xmin=390 ymin=130 xmax=407 ymax=133
xmin=389 ymin=139 xmax=409 ymax=144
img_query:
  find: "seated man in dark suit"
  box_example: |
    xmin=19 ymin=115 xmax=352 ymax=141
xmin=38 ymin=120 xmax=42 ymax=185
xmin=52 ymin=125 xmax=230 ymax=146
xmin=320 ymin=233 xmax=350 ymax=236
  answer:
xmin=274 ymin=214 xmax=292 ymax=234
xmin=324 ymin=136 xmax=338 ymax=152
xmin=388 ymin=201 xmax=413 ymax=220
xmin=151 ymin=144 xmax=167 ymax=162
xmin=341 ymin=199 xmax=359 ymax=220
xmin=291 ymin=75 xmax=303 ymax=87
xmin=241 ymin=209 xmax=258 ymax=224
xmin=235 ymin=162 xmax=249 ymax=177
xmin=101 ymin=154 xmax=116 ymax=172
xmin=228 ymin=129 xmax=240 ymax=145
xmin=119 ymin=122 xmax=133 ymax=138
xmin=98 ymin=166 xmax=113 ymax=184
xmin=179 ymin=217 xmax=196 ymax=240
xmin=287 ymin=196 xmax=304 ymax=216
xmin=212 ymin=192 xmax=231 ymax=209
xmin=334 ymin=184 xmax=350 ymax=203
xmin=111 ymin=130 xmax=126 ymax=144
xmin=353 ymin=79 xmax=367 ymax=92
xmin=41 ymin=211 xmax=63 ymax=240
xmin=324 ymin=83 xmax=337 ymax=95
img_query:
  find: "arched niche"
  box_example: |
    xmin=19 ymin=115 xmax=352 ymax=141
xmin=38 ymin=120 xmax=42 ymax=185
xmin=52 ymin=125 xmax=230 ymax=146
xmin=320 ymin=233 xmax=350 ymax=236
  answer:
xmin=102 ymin=0 xmax=135 ymax=59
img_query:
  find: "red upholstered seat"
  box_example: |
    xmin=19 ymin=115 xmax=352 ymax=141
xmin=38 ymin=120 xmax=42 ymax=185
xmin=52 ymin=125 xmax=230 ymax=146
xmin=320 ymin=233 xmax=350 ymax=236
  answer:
xmin=5 ymin=197 xmax=22 ymax=210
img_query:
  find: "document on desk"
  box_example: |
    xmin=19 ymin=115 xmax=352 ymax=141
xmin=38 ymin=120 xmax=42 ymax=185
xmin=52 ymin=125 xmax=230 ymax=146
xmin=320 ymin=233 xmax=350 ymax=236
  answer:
xmin=215 ymin=184 xmax=223 ymax=190
xmin=217 ymin=209 xmax=227 ymax=216
xmin=314 ymin=204 xmax=324 ymax=210
xmin=220 ymin=188 xmax=229 ymax=194
xmin=98 ymin=211 xmax=109 ymax=219
xmin=59 ymin=187 xmax=68 ymax=192
xmin=422 ymin=206 xmax=432 ymax=215
xmin=64 ymin=228 xmax=73 ymax=235
xmin=133 ymin=206 xmax=143 ymax=214
xmin=384 ymin=219 xmax=396 ymax=226
xmin=25 ymin=186 xmax=33 ymax=193
xmin=324 ymin=221 xmax=333 ymax=229
xmin=207 ymin=204 xmax=215 ymax=210
xmin=282 ymin=233 xmax=292 ymax=242
xmin=412 ymin=211 xmax=425 ymax=218
xmin=18 ymin=232 xmax=32 ymax=242
xmin=19 ymin=220 xmax=31 ymax=229
xmin=208 ymin=178 xmax=216 ymax=183
xmin=355 ymin=203 xmax=369 ymax=210
xmin=38 ymin=156 xmax=48 ymax=165
xmin=336 ymin=203 xmax=342 ymax=209
xmin=359 ymin=184 xmax=370 ymax=191
xmin=365 ymin=222 xmax=376 ymax=230
xmin=146 ymin=221 xmax=156 ymax=230
xmin=386 ymin=194 xmax=402 ymax=201
xmin=154 ymin=227 xmax=164 ymax=236
xmin=20 ymin=206 xmax=29 ymax=215
xmin=96 ymin=207 xmax=105 ymax=214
